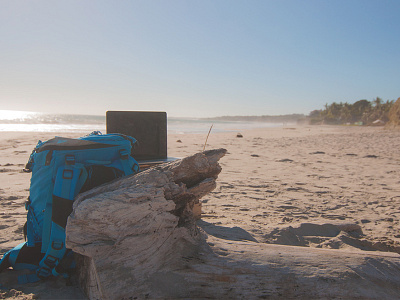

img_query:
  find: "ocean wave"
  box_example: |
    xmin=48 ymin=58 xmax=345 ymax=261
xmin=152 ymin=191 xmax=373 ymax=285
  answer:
xmin=0 ymin=110 xmax=105 ymax=125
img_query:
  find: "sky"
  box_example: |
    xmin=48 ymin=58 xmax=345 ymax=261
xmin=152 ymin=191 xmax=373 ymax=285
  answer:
xmin=1 ymin=0 xmax=399 ymax=118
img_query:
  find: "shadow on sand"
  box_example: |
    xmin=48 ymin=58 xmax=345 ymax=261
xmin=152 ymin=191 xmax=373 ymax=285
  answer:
xmin=197 ymin=220 xmax=258 ymax=243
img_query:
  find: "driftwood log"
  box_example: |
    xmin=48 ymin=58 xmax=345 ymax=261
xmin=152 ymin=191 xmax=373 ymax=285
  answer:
xmin=66 ymin=149 xmax=226 ymax=299
xmin=66 ymin=149 xmax=400 ymax=299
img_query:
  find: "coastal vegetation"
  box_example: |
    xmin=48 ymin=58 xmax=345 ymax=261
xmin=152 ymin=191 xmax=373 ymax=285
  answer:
xmin=309 ymin=97 xmax=395 ymax=125
xmin=386 ymin=97 xmax=400 ymax=128
xmin=207 ymin=97 xmax=399 ymax=127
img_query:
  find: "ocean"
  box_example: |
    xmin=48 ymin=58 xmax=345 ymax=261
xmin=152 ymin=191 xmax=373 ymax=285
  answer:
xmin=0 ymin=110 xmax=284 ymax=134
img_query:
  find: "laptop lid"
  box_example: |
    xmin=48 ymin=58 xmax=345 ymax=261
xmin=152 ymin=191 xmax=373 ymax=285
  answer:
xmin=106 ymin=111 xmax=167 ymax=160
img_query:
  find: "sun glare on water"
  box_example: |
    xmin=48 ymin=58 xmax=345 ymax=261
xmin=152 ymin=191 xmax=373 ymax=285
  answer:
xmin=0 ymin=110 xmax=40 ymax=121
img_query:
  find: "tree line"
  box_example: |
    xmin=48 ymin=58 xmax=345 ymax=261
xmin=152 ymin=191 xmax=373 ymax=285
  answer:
xmin=309 ymin=97 xmax=395 ymax=125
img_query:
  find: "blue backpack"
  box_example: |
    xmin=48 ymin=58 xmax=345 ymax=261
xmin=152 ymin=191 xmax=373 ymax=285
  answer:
xmin=0 ymin=132 xmax=140 ymax=283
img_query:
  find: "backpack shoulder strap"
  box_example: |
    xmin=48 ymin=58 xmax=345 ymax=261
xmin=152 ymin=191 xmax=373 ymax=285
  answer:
xmin=37 ymin=155 xmax=87 ymax=280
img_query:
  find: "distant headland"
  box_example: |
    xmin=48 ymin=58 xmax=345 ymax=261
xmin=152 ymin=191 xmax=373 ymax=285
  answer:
xmin=204 ymin=113 xmax=305 ymax=124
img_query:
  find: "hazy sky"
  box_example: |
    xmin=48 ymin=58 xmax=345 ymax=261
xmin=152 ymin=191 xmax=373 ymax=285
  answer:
xmin=1 ymin=1 xmax=399 ymax=117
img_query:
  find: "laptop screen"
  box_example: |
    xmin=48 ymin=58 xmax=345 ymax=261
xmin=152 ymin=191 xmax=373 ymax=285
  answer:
xmin=106 ymin=111 xmax=167 ymax=160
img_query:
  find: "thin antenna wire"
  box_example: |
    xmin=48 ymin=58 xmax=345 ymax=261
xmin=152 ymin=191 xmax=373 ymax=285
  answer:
xmin=203 ymin=124 xmax=213 ymax=152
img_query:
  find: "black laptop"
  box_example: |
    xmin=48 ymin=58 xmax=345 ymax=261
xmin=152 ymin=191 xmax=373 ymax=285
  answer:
xmin=106 ymin=111 xmax=176 ymax=169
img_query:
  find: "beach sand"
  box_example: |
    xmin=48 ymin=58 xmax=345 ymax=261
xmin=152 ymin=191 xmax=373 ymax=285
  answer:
xmin=1 ymin=125 xmax=399 ymax=299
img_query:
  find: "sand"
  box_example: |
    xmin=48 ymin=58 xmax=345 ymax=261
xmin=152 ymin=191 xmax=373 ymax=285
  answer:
xmin=0 ymin=125 xmax=399 ymax=299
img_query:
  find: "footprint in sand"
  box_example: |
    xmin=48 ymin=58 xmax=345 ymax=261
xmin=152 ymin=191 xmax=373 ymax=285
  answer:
xmin=13 ymin=150 xmax=27 ymax=155
xmin=277 ymin=159 xmax=293 ymax=162
xmin=13 ymin=226 xmax=24 ymax=234
xmin=286 ymin=187 xmax=301 ymax=191
xmin=310 ymin=151 xmax=325 ymax=155
xmin=278 ymin=205 xmax=299 ymax=210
